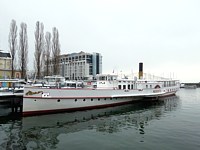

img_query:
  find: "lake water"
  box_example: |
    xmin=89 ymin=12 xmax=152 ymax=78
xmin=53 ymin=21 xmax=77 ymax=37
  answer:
xmin=0 ymin=89 xmax=200 ymax=150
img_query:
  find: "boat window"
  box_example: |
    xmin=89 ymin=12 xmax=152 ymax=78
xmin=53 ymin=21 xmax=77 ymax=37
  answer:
xmin=91 ymin=99 xmax=93 ymax=101
xmin=56 ymin=78 xmax=61 ymax=82
xmin=98 ymin=98 xmax=100 ymax=101
xmin=57 ymin=99 xmax=60 ymax=102
xmin=99 ymin=76 xmax=106 ymax=81
xmin=146 ymin=85 xmax=148 ymax=88
xmin=131 ymin=84 xmax=133 ymax=89
xmin=83 ymin=99 xmax=86 ymax=101
xmin=75 ymin=99 xmax=77 ymax=102
xmin=123 ymin=85 xmax=126 ymax=89
xmin=118 ymin=85 xmax=121 ymax=89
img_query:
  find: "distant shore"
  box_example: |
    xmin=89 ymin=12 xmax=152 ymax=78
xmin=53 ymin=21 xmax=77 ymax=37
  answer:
xmin=181 ymin=83 xmax=200 ymax=88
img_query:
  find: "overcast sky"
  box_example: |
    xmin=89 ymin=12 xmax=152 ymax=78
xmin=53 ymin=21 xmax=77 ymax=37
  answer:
xmin=0 ymin=0 xmax=200 ymax=82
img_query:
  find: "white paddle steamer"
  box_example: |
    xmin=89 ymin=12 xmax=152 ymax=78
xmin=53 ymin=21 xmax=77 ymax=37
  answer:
xmin=23 ymin=73 xmax=179 ymax=116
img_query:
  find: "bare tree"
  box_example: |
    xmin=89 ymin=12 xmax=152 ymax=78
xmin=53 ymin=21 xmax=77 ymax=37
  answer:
xmin=44 ymin=32 xmax=51 ymax=76
xmin=18 ymin=22 xmax=28 ymax=79
xmin=8 ymin=19 xmax=17 ymax=78
xmin=34 ymin=21 xmax=44 ymax=79
xmin=52 ymin=27 xmax=60 ymax=75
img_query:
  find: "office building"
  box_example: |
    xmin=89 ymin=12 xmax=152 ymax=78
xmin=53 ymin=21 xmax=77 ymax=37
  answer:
xmin=48 ymin=51 xmax=102 ymax=80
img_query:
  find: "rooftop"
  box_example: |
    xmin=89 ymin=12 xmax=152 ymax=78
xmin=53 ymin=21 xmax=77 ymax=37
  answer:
xmin=0 ymin=50 xmax=11 ymax=58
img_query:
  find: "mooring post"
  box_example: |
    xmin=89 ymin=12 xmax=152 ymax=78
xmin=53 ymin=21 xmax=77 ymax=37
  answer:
xmin=11 ymin=98 xmax=14 ymax=113
xmin=10 ymin=96 xmax=23 ymax=113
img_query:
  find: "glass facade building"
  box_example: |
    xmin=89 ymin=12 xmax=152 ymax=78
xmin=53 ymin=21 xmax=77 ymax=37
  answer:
xmin=48 ymin=51 xmax=102 ymax=80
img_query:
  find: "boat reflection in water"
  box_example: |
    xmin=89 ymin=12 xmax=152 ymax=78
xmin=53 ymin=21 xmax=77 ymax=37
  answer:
xmin=0 ymin=96 xmax=180 ymax=149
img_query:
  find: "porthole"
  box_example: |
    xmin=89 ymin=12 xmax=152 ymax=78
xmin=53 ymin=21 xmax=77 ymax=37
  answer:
xmin=34 ymin=99 xmax=36 ymax=101
xmin=75 ymin=99 xmax=77 ymax=102
xmin=83 ymin=99 xmax=86 ymax=101
xmin=98 ymin=98 xmax=100 ymax=101
xmin=104 ymin=98 xmax=106 ymax=100
xmin=110 ymin=98 xmax=112 ymax=100
xmin=57 ymin=99 xmax=60 ymax=102
xmin=91 ymin=99 xmax=93 ymax=101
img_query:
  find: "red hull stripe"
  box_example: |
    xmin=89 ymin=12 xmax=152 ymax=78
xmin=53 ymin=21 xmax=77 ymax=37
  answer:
xmin=23 ymin=92 xmax=177 ymax=99
xmin=22 ymin=101 xmax=133 ymax=117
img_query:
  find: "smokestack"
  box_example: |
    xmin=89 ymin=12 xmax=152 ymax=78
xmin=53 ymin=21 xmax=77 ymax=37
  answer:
xmin=139 ymin=62 xmax=143 ymax=79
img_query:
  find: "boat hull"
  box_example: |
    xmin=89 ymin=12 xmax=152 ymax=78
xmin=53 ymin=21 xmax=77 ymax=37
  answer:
xmin=22 ymin=97 xmax=141 ymax=116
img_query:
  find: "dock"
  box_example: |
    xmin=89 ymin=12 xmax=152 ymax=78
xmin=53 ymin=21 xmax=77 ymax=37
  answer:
xmin=0 ymin=92 xmax=23 ymax=97
xmin=181 ymin=83 xmax=200 ymax=88
xmin=0 ymin=93 xmax=23 ymax=114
